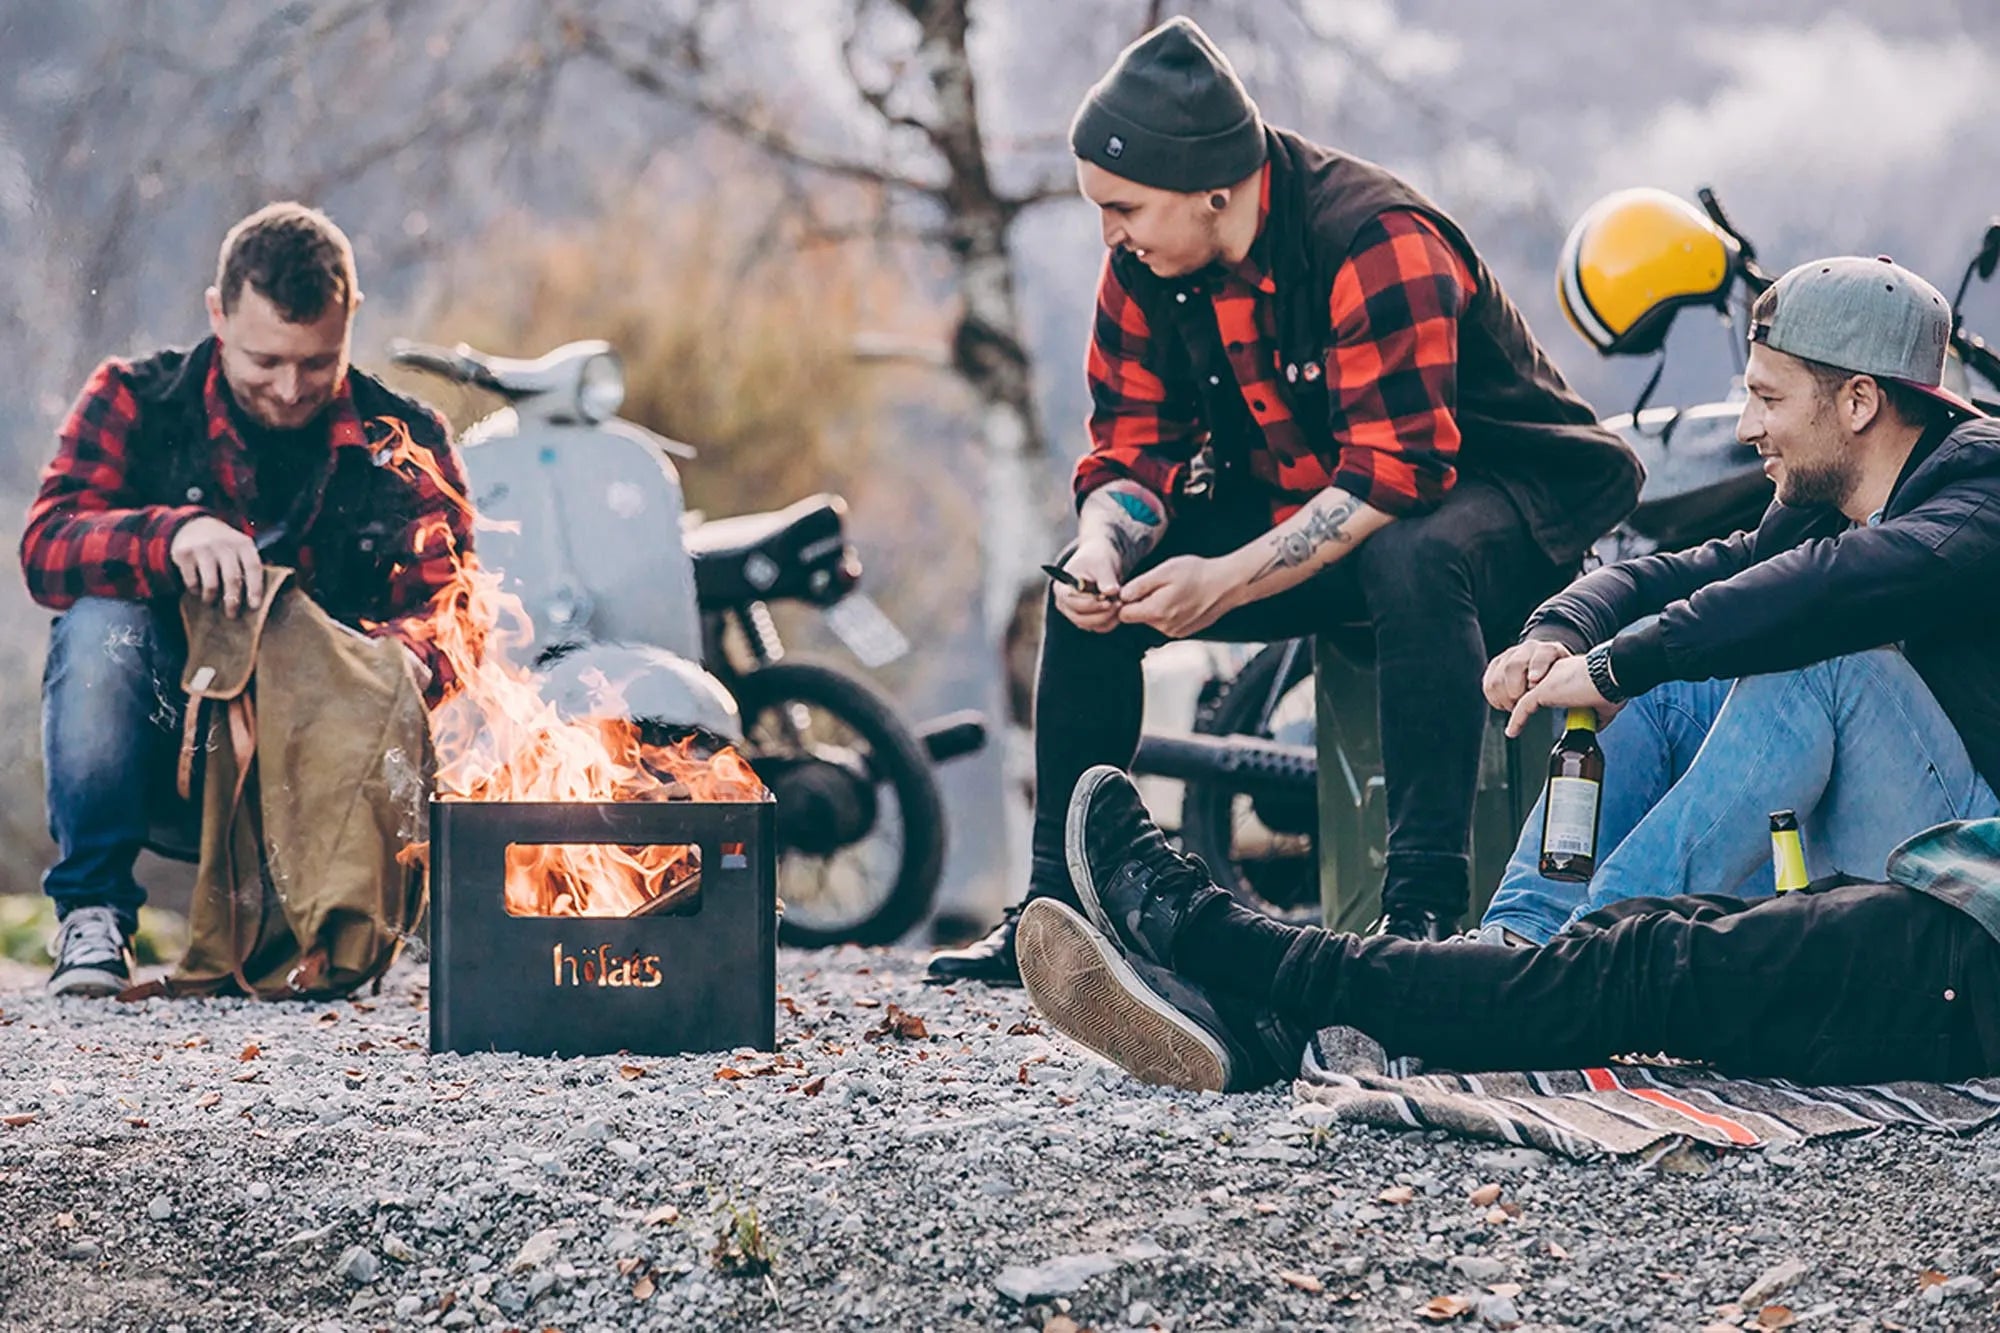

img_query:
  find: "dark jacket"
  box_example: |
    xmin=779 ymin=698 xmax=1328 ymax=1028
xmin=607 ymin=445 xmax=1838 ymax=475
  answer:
xmin=1523 ymin=416 xmax=2000 ymax=787
xmin=1111 ymin=126 xmax=1643 ymax=566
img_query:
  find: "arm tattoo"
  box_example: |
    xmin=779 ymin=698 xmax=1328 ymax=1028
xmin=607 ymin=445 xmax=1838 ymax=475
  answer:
xmin=1249 ymin=494 xmax=1360 ymax=584
xmin=1082 ymin=484 xmax=1165 ymax=575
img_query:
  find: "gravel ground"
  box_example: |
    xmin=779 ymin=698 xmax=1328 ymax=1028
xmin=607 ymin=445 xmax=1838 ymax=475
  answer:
xmin=2 ymin=947 xmax=1998 ymax=1332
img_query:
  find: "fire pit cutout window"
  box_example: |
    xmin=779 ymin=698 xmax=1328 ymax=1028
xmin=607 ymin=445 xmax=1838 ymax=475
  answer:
xmin=503 ymin=842 xmax=703 ymax=918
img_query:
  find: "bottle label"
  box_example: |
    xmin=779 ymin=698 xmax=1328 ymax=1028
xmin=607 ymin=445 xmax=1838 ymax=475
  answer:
xmin=1543 ymin=777 xmax=1600 ymax=857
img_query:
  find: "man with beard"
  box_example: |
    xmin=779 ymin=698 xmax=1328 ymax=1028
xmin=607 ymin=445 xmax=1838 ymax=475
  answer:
xmin=22 ymin=202 xmax=469 ymax=996
xmin=1014 ymin=255 xmax=2000 ymax=1092
xmin=929 ymin=17 xmax=1640 ymax=984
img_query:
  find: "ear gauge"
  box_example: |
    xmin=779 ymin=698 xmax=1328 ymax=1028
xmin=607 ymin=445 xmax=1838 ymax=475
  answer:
xmin=1209 ymin=193 xmax=1228 ymax=210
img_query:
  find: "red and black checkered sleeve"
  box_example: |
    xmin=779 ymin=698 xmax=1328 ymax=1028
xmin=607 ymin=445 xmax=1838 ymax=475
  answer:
xmin=363 ymin=406 xmax=476 ymax=703
xmin=1074 ymin=253 xmax=1202 ymax=516
xmin=1324 ymin=211 xmax=1475 ymax=516
xmin=19 ymin=359 xmax=207 ymax=609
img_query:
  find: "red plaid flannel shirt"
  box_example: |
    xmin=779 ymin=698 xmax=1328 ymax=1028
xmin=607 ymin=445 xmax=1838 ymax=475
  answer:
xmin=1078 ymin=187 xmax=1475 ymax=525
xmin=21 ymin=353 xmax=473 ymax=698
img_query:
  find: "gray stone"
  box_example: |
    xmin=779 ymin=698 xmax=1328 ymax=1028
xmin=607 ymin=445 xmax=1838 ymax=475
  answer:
xmin=993 ymin=1252 xmax=1125 ymax=1302
xmin=1740 ymin=1257 xmax=1808 ymax=1307
xmin=333 ymin=1246 xmax=380 ymax=1284
xmin=146 ymin=1195 xmax=173 ymax=1221
xmin=1450 ymin=1256 xmax=1508 ymax=1284
xmin=1477 ymin=1292 xmax=1521 ymax=1327
xmin=381 ymin=1232 xmax=417 ymax=1263
xmin=392 ymin=1294 xmax=423 ymax=1320
xmin=1471 ymin=1149 xmax=1550 ymax=1174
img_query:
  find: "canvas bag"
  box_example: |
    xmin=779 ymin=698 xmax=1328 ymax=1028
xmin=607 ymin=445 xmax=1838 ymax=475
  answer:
xmin=123 ymin=568 xmax=434 ymax=1000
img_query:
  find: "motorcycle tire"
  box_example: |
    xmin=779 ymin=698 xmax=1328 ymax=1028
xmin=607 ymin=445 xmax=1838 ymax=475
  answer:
xmin=731 ymin=661 xmax=946 ymax=949
xmin=1178 ymin=641 xmax=1325 ymax=924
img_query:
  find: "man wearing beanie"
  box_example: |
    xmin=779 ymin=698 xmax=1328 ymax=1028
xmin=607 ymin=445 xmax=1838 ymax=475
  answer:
xmin=929 ymin=17 xmax=1641 ymax=985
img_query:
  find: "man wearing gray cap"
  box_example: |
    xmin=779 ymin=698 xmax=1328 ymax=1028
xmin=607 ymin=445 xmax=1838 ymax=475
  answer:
xmin=930 ymin=17 xmax=1641 ymax=983
xmin=1477 ymin=253 xmax=2000 ymax=943
xmin=1001 ymin=253 xmax=2000 ymax=1091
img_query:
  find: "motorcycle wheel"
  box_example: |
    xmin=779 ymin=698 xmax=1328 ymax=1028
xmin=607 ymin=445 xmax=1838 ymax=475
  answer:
xmin=1177 ymin=641 xmax=1324 ymax=924
xmin=731 ymin=661 xmax=946 ymax=949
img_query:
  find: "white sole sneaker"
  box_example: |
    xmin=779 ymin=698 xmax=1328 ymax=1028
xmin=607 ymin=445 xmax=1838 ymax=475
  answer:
xmin=1016 ymin=898 xmax=1230 ymax=1093
xmin=46 ymin=965 xmax=129 ymax=998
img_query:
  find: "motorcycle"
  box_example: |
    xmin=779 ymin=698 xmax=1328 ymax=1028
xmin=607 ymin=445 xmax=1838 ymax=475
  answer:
xmin=387 ymin=337 xmax=986 ymax=947
xmin=1138 ymin=190 xmax=2000 ymax=921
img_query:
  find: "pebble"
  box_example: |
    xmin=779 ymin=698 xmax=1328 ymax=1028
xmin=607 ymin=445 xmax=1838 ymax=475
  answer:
xmin=146 ymin=1195 xmax=173 ymax=1221
xmin=333 ymin=1246 xmax=379 ymax=1284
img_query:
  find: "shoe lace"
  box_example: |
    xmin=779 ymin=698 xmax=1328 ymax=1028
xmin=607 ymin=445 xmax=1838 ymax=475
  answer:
xmin=1141 ymin=842 xmax=1212 ymax=904
xmin=56 ymin=909 xmax=127 ymax=966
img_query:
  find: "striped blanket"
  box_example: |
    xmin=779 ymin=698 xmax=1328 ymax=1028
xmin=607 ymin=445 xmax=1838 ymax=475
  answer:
xmin=1295 ymin=1031 xmax=2000 ymax=1159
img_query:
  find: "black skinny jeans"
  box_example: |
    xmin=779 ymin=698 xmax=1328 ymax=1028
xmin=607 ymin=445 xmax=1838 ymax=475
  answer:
xmin=1265 ymin=882 xmax=2000 ymax=1082
xmin=1032 ymin=477 xmax=1563 ymax=920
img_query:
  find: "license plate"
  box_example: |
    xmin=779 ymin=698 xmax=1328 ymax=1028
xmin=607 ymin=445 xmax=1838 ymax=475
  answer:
xmin=823 ymin=593 xmax=908 ymax=668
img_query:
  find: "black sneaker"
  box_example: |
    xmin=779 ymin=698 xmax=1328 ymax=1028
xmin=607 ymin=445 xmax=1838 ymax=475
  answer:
xmin=1017 ymin=899 xmax=1300 ymax=1093
xmin=924 ymin=906 xmax=1024 ymax=987
xmin=1065 ymin=765 xmax=1221 ymax=970
xmin=47 ymin=906 xmax=136 ymax=998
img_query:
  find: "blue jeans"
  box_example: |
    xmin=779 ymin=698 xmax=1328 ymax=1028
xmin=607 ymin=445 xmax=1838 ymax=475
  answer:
xmin=40 ymin=598 xmax=197 ymax=924
xmin=1481 ymin=648 xmax=2000 ymax=943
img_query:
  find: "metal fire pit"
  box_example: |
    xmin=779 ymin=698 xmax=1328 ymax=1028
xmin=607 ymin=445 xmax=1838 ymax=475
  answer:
xmin=429 ymin=797 xmax=776 ymax=1058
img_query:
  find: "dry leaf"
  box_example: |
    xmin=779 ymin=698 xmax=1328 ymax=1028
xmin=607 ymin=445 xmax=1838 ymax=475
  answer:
xmin=778 ymin=995 xmax=801 ymax=1017
xmin=1280 ymin=1270 xmax=1324 ymax=1293
xmin=714 ymin=1067 xmax=746 ymax=1081
xmin=1469 ymin=1183 xmax=1502 ymax=1207
xmin=342 ymin=1068 xmax=366 ymax=1082
xmin=232 ymin=1070 xmax=261 ymax=1084
xmin=1418 ymin=1293 xmax=1475 ymax=1321
xmin=1044 ymin=1317 xmax=1081 ymax=1333
xmin=1488 ymin=1283 xmax=1523 ymax=1298
xmin=1757 ymin=1306 xmax=1797 ymax=1330
xmin=615 ymin=1257 xmax=641 ymax=1276
xmin=126 ymin=1117 xmax=148 ymax=1128
xmin=1499 ymin=1202 xmax=1524 ymax=1219
xmin=632 ymin=1274 xmax=655 ymax=1301
xmin=1546 ymin=1241 xmax=1571 ymax=1260
xmin=1379 ymin=1185 xmax=1416 ymax=1205
xmin=194 ymin=1092 xmax=221 ymax=1109
xmin=1917 ymin=1269 xmax=1949 ymax=1289
xmin=1700 ymin=1324 xmax=1742 ymax=1333
xmin=182 ymin=1035 xmax=208 ymax=1049
xmin=1485 ymin=1208 xmax=1509 ymax=1226
xmin=2 ymin=1113 xmax=36 ymax=1127
xmin=432 ymin=1083 xmax=471 ymax=1102
xmin=801 ymin=1075 xmax=826 ymax=1097
xmin=314 ymin=1011 xmax=339 ymax=1027
xmin=1007 ymin=1020 xmax=1042 ymax=1036
xmin=238 ymin=1044 xmax=261 ymax=1062
xmin=618 ymin=1064 xmax=648 ymax=1081
xmin=1254 ymin=1201 xmax=1280 ymax=1215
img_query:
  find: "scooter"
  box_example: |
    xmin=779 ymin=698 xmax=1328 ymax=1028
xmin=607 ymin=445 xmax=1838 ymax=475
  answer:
xmin=387 ymin=338 xmax=985 ymax=946
xmin=1138 ymin=190 xmax=2000 ymax=921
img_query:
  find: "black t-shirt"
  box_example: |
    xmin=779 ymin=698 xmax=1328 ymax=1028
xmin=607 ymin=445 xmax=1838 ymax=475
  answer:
xmin=221 ymin=386 xmax=333 ymax=542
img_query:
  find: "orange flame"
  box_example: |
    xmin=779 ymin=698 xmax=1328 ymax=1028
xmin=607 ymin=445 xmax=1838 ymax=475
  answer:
xmin=377 ymin=417 xmax=766 ymax=918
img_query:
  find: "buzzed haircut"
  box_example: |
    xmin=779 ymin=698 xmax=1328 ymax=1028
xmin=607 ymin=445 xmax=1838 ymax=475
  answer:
xmin=216 ymin=202 xmax=357 ymax=323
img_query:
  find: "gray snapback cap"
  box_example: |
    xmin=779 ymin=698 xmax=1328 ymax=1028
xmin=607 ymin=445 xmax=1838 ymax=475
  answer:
xmin=1751 ymin=255 xmax=1982 ymax=417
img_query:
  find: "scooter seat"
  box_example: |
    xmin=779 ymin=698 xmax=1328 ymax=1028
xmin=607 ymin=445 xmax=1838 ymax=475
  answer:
xmin=685 ymin=494 xmax=850 ymax=606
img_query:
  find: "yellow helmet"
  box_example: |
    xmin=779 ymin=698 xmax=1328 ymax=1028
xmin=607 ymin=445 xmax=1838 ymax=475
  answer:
xmin=1558 ymin=188 xmax=1740 ymax=356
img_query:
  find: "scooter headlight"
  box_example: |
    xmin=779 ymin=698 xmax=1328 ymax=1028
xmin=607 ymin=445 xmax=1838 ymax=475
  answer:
xmin=576 ymin=351 xmax=626 ymax=424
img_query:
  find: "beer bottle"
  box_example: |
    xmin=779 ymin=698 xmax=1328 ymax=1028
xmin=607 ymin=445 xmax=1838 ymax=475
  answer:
xmin=1770 ymin=810 xmax=1809 ymax=893
xmin=1538 ymin=708 xmax=1604 ymax=881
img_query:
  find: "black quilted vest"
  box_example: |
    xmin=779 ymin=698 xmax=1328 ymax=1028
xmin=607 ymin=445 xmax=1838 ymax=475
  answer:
xmin=120 ymin=338 xmax=452 ymax=627
xmin=1111 ymin=126 xmax=1642 ymax=565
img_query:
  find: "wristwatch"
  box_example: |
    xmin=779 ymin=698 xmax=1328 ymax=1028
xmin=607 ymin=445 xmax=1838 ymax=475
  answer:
xmin=1584 ymin=642 xmax=1627 ymax=704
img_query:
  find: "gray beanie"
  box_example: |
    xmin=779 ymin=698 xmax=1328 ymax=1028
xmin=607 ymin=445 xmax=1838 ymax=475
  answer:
xmin=1069 ymin=16 xmax=1267 ymax=193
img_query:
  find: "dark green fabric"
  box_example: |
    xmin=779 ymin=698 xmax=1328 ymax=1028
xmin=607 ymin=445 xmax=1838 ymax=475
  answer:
xmin=1069 ymin=16 xmax=1266 ymax=192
